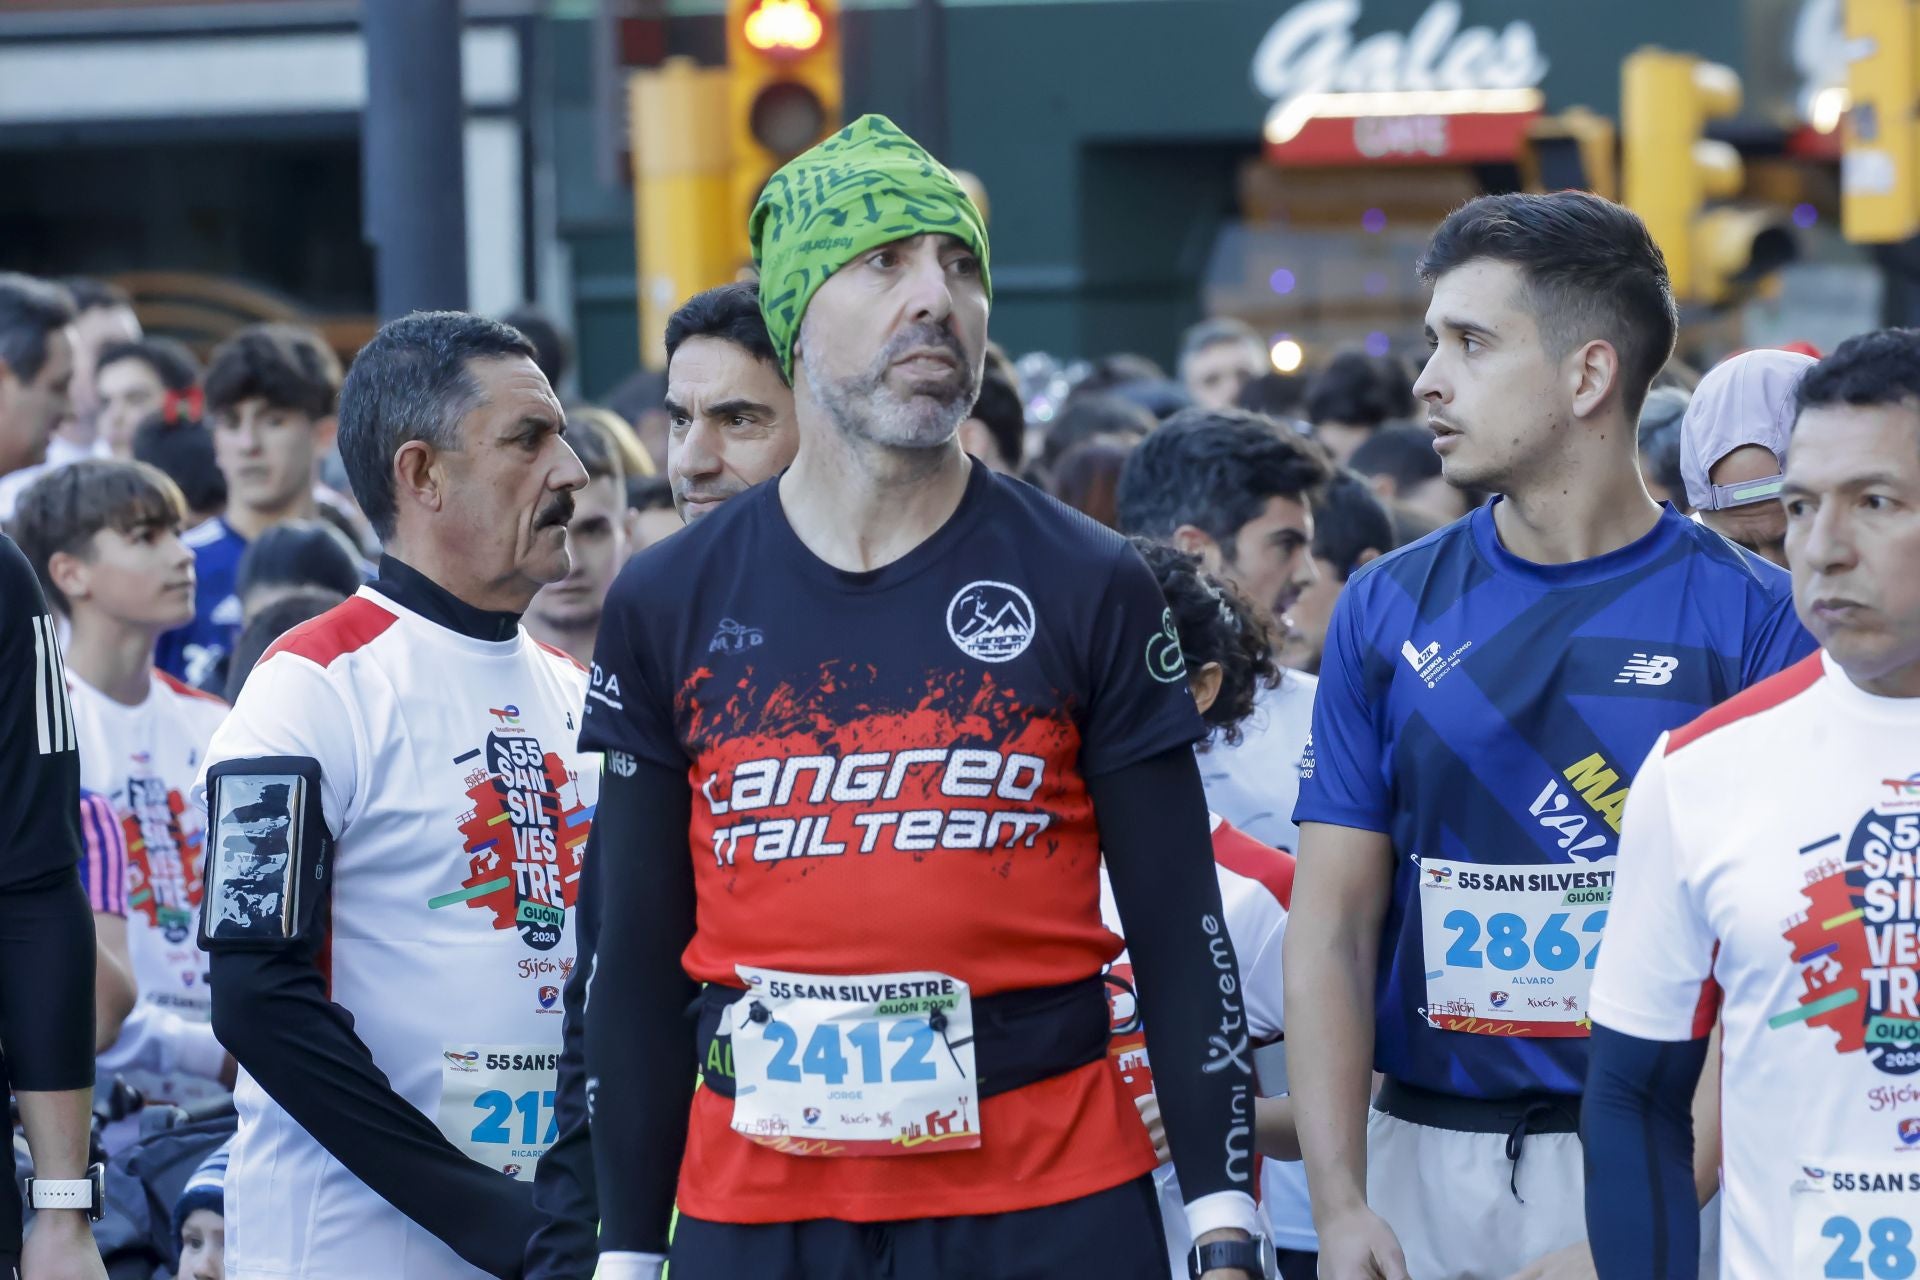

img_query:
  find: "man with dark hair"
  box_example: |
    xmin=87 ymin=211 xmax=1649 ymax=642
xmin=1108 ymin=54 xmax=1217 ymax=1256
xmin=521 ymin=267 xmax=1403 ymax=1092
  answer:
xmin=0 ymin=273 xmax=78 ymax=514
xmin=1115 ymin=408 xmax=1328 ymax=1272
xmin=581 ymin=115 xmax=1266 ymax=1280
xmin=1180 ymin=318 xmax=1269 ymax=412
xmin=1277 ymin=470 xmax=1394 ymax=675
xmin=1348 ymin=422 xmax=1475 ymax=526
xmin=134 ymin=415 xmax=227 ymax=530
xmin=526 ymin=412 xmax=629 ymax=662
xmin=1287 ymin=190 xmax=1817 ymax=1280
xmin=1041 ymin=391 xmax=1155 ymax=470
xmin=662 ymin=281 xmax=798 ymax=524
xmin=197 ymin=310 xmax=595 ymax=1280
xmin=958 ymin=346 xmax=1025 ymax=473
xmin=156 ymin=323 xmax=345 ymax=687
xmin=624 ymin=473 xmax=680 ymax=552
xmin=1304 ymin=350 xmax=1415 ymax=464
xmin=1585 ymin=327 xmax=1920 ymax=1280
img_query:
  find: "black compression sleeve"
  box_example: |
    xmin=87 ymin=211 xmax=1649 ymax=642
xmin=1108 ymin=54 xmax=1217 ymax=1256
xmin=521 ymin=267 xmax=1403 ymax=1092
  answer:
xmin=1092 ymin=745 xmax=1255 ymax=1209
xmin=1582 ymin=1024 xmax=1708 ymax=1280
xmin=211 ymin=943 xmax=537 ymax=1277
xmin=583 ymin=762 xmax=698 ymax=1257
xmin=0 ymin=867 xmax=95 ymax=1091
xmin=524 ymin=816 xmax=602 ymax=1279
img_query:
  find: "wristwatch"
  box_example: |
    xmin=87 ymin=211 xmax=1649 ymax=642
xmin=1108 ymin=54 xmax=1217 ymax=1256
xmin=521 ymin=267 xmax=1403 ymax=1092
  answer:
xmin=1188 ymin=1235 xmax=1278 ymax=1279
xmin=25 ymin=1163 xmax=106 ymax=1222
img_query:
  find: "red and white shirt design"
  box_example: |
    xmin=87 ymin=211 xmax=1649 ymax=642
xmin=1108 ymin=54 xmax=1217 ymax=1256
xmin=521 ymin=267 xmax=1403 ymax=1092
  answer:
xmin=71 ymin=669 xmax=231 ymax=1110
xmin=1101 ymin=816 xmax=1292 ymax=1276
xmin=1592 ymin=652 xmax=1920 ymax=1280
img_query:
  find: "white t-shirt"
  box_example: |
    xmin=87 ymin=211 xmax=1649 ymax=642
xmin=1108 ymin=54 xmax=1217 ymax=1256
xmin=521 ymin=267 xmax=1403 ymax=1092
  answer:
xmin=1193 ymin=671 xmax=1318 ymax=1251
xmin=1197 ymin=671 xmax=1316 ymax=854
xmin=70 ymin=668 xmax=232 ymax=1117
xmin=1101 ymin=815 xmax=1293 ymax=1276
xmin=196 ymin=587 xmax=598 ymax=1280
xmin=1591 ymin=651 xmax=1920 ymax=1280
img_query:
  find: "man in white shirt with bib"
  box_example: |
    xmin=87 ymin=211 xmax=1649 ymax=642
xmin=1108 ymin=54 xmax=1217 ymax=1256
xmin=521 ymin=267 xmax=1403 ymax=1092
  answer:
xmin=1586 ymin=328 xmax=1920 ymax=1278
xmin=197 ymin=312 xmax=597 ymax=1280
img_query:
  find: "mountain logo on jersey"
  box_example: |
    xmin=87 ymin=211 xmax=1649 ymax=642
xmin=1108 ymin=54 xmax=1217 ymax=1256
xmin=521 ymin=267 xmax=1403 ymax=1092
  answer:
xmin=121 ymin=776 xmax=205 ymax=942
xmin=443 ymin=729 xmax=594 ymax=951
xmin=946 ymin=581 xmax=1035 ymax=663
xmin=1775 ymin=808 xmax=1920 ymax=1076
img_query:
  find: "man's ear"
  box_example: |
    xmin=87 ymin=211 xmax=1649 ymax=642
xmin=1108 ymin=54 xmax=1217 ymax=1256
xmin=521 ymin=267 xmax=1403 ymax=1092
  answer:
xmin=46 ymin=547 xmax=91 ymax=607
xmin=391 ymin=439 xmax=445 ymax=523
xmin=1170 ymin=524 xmax=1218 ymax=560
xmin=1354 ymin=546 xmax=1382 ymax=570
xmin=1569 ymin=339 xmax=1621 ymax=421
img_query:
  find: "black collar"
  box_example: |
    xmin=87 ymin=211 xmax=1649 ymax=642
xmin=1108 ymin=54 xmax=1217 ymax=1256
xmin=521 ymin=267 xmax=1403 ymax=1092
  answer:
xmin=367 ymin=554 xmax=522 ymax=643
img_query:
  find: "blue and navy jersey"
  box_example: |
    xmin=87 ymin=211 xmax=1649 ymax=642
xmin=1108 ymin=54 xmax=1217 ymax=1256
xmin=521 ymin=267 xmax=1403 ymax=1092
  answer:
xmin=1293 ymin=501 xmax=1815 ymax=1099
xmin=155 ymin=517 xmax=245 ymax=688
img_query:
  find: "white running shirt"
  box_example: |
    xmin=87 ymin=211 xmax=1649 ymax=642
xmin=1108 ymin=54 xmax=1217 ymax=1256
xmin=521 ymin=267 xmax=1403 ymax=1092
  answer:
xmin=197 ymin=588 xmax=598 ymax=1280
xmin=1100 ymin=815 xmax=1292 ymax=1277
xmin=1592 ymin=651 xmax=1920 ymax=1280
xmin=70 ymin=668 xmax=232 ymax=1117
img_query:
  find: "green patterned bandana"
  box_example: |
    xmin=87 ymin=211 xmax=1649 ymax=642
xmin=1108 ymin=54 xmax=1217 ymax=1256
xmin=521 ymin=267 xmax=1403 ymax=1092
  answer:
xmin=750 ymin=113 xmax=992 ymax=382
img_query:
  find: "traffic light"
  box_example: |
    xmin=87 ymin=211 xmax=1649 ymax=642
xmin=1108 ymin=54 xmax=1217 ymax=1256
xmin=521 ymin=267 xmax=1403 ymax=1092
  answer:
xmin=1842 ymin=0 xmax=1920 ymax=244
xmin=1622 ymin=48 xmax=1742 ymax=299
xmin=1521 ymin=108 xmax=1617 ymax=200
xmin=629 ymin=58 xmax=736 ymax=370
xmin=727 ymin=0 xmax=843 ymax=258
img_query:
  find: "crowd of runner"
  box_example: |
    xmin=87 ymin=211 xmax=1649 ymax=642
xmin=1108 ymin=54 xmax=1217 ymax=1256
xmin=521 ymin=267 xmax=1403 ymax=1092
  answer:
xmin=0 ymin=113 xmax=1914 ymax=1280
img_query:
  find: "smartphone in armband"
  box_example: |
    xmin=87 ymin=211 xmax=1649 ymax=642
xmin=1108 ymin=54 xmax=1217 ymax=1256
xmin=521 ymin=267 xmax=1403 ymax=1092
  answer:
xmin=199 ymin=756 xmax=332 ymax=950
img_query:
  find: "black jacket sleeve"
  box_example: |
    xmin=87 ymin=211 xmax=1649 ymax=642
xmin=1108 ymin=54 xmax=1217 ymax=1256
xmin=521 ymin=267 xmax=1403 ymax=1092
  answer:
xmin=210 ymin=935 xmax=538 ymax=1277
xmin=1093 ymin=744 xmax=1255 ymax=1210
xmin=1582 ymin=1024 xmax=1708 ymax=1279
xmin=524 ymin=810 xmax=602 ymax=1279
xmin=582 ymin=762 xmax=699 ymax=1257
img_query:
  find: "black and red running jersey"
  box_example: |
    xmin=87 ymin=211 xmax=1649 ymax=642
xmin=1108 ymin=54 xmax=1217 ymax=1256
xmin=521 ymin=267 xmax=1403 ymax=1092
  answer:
xmin=582 ymin=462 xmax=1204 ymax=1223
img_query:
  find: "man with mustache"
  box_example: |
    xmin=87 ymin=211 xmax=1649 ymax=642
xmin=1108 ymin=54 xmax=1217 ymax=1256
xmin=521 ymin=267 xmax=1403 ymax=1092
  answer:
xmin=1285 ymin=191 xmax=1817 ymax=1280
xmin=196 ymin=312 xmax=597 ymax=1280
xmin=577 ymin=116 xmax=1268 ymax=1280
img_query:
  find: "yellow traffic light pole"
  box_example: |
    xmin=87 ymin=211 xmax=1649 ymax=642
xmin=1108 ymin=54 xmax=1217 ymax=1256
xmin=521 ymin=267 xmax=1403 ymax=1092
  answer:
xmin=1622 ymin=47 xmax=1745 ymax=302
xmin=1843 ymin=0 xmax=1920 ymax=244
xmin=629 ymin=59 xmax=736 ymax=370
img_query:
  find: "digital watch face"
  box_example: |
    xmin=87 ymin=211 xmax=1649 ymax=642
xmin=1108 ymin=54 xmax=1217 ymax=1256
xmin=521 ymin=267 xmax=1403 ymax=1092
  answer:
xmin=203 ymin=773 xmax=307 ymax=942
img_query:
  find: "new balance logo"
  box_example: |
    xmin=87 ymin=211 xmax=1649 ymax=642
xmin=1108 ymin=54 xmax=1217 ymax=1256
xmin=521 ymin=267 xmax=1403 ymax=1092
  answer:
xmin=31 ymin=614 xmax=76 ymax=754
xmin=1401 ymin=639 xmax=1439 ymax=671
xmin=1615 ymin=653 xmax=1679 ymax=686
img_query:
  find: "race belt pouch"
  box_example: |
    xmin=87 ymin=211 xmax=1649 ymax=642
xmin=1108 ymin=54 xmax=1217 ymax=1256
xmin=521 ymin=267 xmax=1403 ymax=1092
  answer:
xmin=198 ymin=756 xmax=332 ymax=951
xmin=694 ymin=973 xmax=1111 ymax=1103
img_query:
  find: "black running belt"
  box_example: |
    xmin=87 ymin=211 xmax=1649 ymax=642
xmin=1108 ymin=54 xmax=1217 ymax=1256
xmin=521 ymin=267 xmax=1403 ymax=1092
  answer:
xmin=693 ymin=974 xmax=1112 ymax=1101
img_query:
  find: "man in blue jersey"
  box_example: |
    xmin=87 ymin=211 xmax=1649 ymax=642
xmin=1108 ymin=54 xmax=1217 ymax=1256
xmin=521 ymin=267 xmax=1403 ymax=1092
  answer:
xmin=1283 ymin=191 xmax=1817 ymax=1280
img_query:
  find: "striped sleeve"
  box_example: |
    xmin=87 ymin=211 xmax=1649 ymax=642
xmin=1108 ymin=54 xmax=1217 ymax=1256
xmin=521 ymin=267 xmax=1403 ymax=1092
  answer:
xmin=77 ymin=791 xmax=129 ymax=917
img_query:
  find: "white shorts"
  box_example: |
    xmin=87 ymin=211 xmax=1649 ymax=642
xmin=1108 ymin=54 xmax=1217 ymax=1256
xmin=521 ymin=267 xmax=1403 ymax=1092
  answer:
xmin=1366 ymin=1109 xmax=1722 ymax=1280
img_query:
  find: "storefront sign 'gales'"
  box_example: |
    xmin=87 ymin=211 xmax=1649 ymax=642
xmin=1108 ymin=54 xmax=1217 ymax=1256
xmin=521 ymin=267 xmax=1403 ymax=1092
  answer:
xmin=1252 ymin=0 xmax=1549 ymax=139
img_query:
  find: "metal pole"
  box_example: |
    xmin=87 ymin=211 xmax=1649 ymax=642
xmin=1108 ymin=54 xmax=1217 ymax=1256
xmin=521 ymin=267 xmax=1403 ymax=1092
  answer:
xmin=915 ymin=0 xmax=948 ymax=159
xmin=363 ymin=0 xmax=469 ymax=318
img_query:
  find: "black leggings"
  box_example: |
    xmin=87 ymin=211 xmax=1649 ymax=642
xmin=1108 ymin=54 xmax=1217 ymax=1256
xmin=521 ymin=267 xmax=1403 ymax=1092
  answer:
xmin=0 ymin=867 xmax=96 ymax=1092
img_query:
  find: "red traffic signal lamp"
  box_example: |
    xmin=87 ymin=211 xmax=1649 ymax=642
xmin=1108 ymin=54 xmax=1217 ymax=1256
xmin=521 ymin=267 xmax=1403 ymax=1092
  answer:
xmin=728 ymin=0 xmax=842 ymax=257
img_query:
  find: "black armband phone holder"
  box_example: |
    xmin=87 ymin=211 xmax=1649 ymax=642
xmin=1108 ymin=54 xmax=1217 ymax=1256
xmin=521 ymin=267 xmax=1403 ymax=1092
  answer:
xmin=198 ymin=756 xmax=333 ymax=951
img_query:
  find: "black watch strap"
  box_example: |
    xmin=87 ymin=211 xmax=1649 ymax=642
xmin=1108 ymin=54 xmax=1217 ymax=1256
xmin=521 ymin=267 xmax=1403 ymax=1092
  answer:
xmin=1188 ymin=1237 xmax=1269 ymax=1279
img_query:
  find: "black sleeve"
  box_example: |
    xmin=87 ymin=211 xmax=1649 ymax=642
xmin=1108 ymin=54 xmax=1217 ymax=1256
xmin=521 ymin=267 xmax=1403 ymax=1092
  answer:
xmin=0 ymin=867 xmax=95 ymax=1091
xmin=0 ymin=534 xmax=83 ymax=891
xmin=210 ymin=936 xmax=538 ymax=1277
xmin=1582 ymin=1024 xmax=1708 ymax=1279
xmin=583 ymin=761 xmax=699 ymax=1257
xmin=1093 ymin=744 xmax=1254 ymax=1208
xmin=524 ymin=814 xmax=602 ymax=1280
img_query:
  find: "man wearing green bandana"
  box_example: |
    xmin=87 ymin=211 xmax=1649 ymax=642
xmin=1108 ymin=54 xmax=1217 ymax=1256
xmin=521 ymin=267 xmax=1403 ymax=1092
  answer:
xmin=577 ymin=116 xmax=1270 ymax=1280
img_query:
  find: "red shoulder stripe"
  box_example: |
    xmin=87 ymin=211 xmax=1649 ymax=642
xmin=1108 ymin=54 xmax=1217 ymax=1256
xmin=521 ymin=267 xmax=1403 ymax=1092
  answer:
xmin=1210 ymin=820 xmax=1296 ymax=910
xmin=1664 ymin=653 xmax=1824 ymax=756
xmin=262 ymin=596 xmax=398 ymax=669
xmin=153 ymin=668 xmax=229 ymax=707
xmin=535 ymin=639 xmax=588 ymax=673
